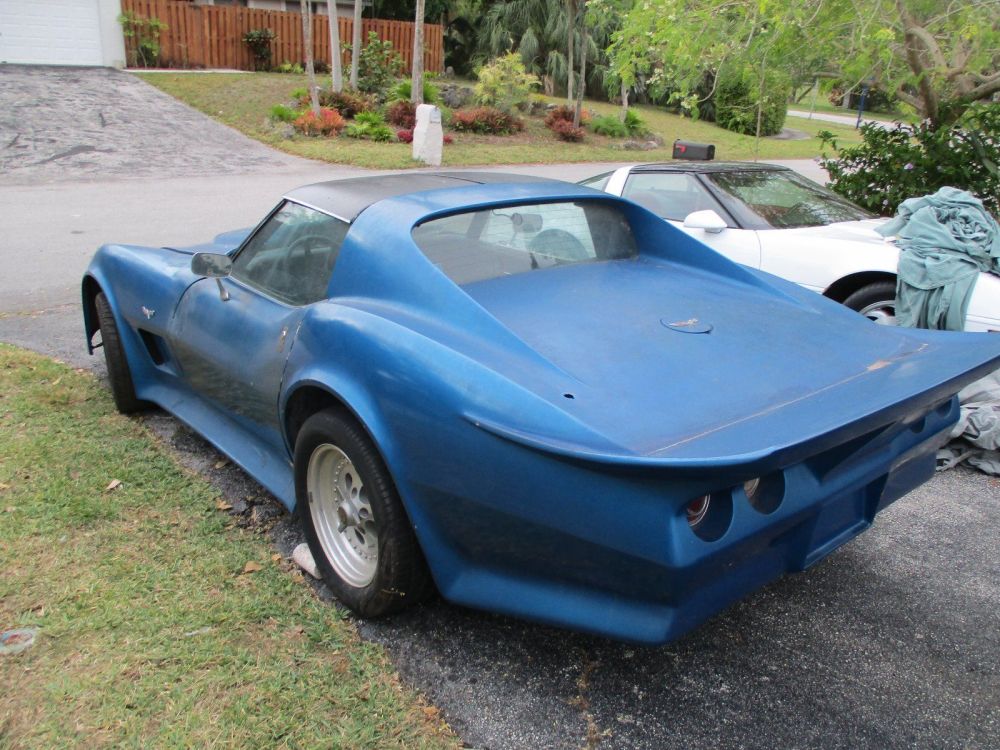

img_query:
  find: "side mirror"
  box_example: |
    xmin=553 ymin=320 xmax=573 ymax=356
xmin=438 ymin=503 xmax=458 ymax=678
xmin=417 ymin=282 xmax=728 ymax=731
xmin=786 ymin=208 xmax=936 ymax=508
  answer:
xmin=191 ymin=253 xmax=233 ymax=301
xmin=191 ymin=252 xmax=233 ymax=278
xmin=683 ymin=209 xmax=727 ymax=234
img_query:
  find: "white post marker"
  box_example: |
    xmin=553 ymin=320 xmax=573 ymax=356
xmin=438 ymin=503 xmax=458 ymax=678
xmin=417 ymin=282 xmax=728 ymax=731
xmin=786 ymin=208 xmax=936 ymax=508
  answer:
xmin=412 ymin=104 xmax=443 ymax=166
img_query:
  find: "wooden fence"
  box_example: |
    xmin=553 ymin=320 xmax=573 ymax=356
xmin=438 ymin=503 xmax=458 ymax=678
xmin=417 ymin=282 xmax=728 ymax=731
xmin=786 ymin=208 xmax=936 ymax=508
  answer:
xmin=120 ymin=0 xmax=444 ymax=73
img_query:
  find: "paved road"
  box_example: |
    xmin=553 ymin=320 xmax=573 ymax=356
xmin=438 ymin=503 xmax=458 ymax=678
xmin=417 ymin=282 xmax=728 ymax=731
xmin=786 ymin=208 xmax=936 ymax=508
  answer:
xmin=2 ymin=67 xmax=997 ymax=750
xmin=787 ymin=109 xmax=896 ymax=130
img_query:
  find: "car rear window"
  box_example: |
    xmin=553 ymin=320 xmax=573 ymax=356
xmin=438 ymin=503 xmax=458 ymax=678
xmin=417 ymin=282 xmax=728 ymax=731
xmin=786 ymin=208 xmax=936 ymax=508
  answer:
xmin=412 ymin=201 xmax=638 ymax=284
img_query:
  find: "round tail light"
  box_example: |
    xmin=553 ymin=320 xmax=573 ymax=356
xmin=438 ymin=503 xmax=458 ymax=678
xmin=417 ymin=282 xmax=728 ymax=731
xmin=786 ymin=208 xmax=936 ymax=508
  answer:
xmin=687 ymin=494 xmax=711 ymax=527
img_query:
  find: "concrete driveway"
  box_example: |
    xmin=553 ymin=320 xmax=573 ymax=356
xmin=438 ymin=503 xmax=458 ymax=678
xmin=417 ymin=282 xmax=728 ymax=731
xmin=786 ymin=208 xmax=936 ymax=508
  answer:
xmin=0 ymin=65 xmax=310 ymax=182
xmin=1 ymin=66 xmax=997 ymax=750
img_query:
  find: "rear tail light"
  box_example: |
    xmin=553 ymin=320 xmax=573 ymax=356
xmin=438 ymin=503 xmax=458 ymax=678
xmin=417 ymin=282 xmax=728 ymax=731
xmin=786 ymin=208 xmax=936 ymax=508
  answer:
xmin=686 ymin=494 xmax=711 ymax=527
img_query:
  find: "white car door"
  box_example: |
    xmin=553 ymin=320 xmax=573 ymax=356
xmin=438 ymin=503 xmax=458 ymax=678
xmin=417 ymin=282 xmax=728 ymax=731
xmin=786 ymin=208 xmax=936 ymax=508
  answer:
xmin=617 ymin=171 xmax=762 ymax=269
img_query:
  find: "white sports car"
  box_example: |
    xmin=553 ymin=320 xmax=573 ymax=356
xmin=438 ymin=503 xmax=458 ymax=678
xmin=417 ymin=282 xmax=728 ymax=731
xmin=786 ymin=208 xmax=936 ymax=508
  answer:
xmin=583 ymin=162 xmax=1000 ymax=332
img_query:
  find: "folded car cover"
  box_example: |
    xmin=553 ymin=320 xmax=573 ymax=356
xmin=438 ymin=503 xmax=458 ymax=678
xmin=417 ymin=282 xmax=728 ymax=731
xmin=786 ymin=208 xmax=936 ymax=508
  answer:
xmin=937 ymin=368 xmax=1000 ymax=475
xmin=882 ymin=187 xmax=1000 ymax=473
xmin=876 ymin=186 xmax=1000 ymax=331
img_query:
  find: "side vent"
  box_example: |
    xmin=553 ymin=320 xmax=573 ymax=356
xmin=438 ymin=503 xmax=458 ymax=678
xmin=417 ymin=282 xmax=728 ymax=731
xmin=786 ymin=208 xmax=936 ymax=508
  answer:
xmin=137 ymin=329 xmax=168 ymax=366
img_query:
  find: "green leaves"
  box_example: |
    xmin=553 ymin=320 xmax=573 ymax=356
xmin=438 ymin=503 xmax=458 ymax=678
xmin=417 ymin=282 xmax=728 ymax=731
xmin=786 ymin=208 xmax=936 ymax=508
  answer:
xmin=821 ymin=105 xmax=1000 ymax=217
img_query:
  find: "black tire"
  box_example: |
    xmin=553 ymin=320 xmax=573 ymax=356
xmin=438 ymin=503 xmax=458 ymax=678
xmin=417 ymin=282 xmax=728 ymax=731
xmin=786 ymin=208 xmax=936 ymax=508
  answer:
xmin=842 ymin=281 xmax=897 ymax=324
xmin=94 ymin=292 xmax=150 ymax=414
xmin=295 ymin=408 xmax=433 ymax=617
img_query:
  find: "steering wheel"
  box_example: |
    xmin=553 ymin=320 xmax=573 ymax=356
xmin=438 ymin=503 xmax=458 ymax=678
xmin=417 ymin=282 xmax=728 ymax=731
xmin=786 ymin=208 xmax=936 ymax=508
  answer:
xmin=527 ymin=229 xmax=588 ymax=261
xmin=782 ymin=202 xmax=815 ymax=225
xmin=271 ymin=232 xmax=330 ymax=275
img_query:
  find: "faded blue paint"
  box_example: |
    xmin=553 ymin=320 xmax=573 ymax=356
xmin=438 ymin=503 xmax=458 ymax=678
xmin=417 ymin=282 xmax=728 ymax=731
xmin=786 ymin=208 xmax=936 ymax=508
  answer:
xmin=83 ymin=178 xmax=1000 ymax=643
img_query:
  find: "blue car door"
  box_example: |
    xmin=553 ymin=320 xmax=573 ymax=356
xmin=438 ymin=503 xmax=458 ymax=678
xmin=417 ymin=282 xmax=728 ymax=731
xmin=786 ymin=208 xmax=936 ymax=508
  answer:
xmin=170 ymin=201 xmax=349 ymax=454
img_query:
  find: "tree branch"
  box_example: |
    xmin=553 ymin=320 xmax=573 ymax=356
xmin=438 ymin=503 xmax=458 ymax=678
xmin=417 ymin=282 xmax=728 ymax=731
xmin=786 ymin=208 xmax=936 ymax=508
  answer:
xmin=894 ymin=86 xmax=923 ymax=112
xmin=968 ymin=73 xmax=1000 ymax=102
xmin=905 ymin=24 xmax=948 ymax=71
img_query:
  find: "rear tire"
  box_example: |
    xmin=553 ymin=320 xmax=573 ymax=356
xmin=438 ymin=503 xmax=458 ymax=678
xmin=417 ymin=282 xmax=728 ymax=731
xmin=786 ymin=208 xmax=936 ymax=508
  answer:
xmin=295 ymin=408 xmax=433 ymax=617
xmin=94 ymin=292 xmax=150 ymax=414
xmin=843 ymin=281 xmax=897 ymax=325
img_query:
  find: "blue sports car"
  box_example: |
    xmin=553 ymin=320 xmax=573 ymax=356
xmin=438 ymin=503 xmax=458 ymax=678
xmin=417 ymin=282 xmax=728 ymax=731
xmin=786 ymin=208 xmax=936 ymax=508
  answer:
xmin=83 ymin=173 xmax=1000 ymax=644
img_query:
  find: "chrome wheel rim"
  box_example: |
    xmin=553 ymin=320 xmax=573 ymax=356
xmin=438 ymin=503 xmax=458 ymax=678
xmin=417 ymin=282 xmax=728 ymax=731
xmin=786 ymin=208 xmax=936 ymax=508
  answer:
xmin=858 ymin=300 xmax=897 ymax=326
xmin=307 ymin=444 xmax=377 ymax=588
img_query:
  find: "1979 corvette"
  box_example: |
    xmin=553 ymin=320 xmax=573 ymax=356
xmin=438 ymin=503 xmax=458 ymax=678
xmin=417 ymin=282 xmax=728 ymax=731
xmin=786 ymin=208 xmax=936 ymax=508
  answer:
xmin=83 ymin=173 xmax=1000 ymax=644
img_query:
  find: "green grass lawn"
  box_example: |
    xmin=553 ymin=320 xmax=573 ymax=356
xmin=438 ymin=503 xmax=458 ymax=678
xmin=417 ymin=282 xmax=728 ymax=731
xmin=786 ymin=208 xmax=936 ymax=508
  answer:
xmin=0 ymin=345 xmax=457 ymax=749
xmin=136 ymin=72 xmax=863 ymax=169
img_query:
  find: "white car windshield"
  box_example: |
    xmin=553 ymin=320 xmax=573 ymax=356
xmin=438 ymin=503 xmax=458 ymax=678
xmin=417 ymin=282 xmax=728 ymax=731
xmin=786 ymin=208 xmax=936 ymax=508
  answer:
xmin=707 ymin=170 xmax=873 ymax=229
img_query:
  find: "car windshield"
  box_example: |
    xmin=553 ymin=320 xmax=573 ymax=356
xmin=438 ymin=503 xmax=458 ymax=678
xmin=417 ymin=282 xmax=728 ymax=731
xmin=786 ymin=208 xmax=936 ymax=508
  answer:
xmin=412 ymin=201 xmax=638 ymax=284
xmin=706 ymin=170 xmax=873 ymax=229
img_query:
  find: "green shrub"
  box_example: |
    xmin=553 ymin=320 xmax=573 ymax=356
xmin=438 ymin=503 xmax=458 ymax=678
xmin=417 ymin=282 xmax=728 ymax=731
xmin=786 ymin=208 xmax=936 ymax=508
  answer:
xmin=820 ymin=104 xmax=1000 ymax=217
xmin=622 ymin=109 xmax=648 ymax=136
xmin=242 ymin=28 xmax=276 ymax=71
xmin=276 ymin=61 xmax=304 ymax=74
xmin=450 ymin=107 xmax=524 ymax=135
xmin=270 ymin=104 xmax=298 ymax=122
xmin=356 ymin=32 xmax=403 ymax=99
xmin=391 ymin=79 xmax=440 ymax=105
xmin=590 ymin=115 xmax=628 ymax=137
xmin=713 ymin=65 xmax=790 ymax=137
xmin=344 ymin=111 xmax=394 ymax=141
xmin=290 ymin=87 xmax=308 ymax=101
xmin=117 ymin=11 xmax=167 ymax=67
xmin=473 ymin=53 xmax=540 ymax=113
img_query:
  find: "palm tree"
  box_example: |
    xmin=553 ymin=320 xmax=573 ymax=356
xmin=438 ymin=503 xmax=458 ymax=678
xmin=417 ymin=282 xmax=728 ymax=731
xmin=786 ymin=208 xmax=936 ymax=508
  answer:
xmin=565 ymin=0 xmax=575 ymax=104
xmin=301 ymin=1 xmax=320 ymax=115
xmin=326 ymin=0 xmax=342 ymax=92
xmin=350 ymin=0 xmax=362 ymax=88
xmin=411 ymin=0 xmax=425 ymax=104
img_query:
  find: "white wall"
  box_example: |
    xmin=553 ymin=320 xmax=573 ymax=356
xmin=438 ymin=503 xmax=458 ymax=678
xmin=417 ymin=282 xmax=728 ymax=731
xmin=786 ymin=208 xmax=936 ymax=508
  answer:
xmin=98 ymin=0 xmax=126 ymax=67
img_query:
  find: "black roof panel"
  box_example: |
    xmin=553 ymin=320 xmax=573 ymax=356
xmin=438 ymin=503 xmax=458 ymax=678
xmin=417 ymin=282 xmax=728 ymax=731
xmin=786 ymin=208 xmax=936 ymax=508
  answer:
xmin=285 ymin=171 xmax=556 ymax=221
xmin=630 ymin=161 xmax=791 ymax=174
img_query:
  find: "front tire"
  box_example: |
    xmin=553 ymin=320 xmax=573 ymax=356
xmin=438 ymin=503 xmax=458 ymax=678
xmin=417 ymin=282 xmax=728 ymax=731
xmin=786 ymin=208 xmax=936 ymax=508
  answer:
xmin=295 ymin=409 xmax=432 ymax=617
xmin=94 ymin=292 xmax=150 ymax=413
xmin=843 ymin=281 xmax=897 ymax=325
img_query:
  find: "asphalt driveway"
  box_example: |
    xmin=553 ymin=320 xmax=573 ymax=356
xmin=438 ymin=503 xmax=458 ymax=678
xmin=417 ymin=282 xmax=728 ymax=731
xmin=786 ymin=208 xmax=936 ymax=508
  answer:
xmin=0 ymin=65 xmax=309 ymax=183
xmin=1 ymin=66 xmax=997 ymax=750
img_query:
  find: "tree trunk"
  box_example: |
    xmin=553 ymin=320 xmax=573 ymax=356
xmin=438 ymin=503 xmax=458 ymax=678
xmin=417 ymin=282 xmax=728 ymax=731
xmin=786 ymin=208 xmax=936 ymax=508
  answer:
xmin=350 ymin=0 xmax=362 ymax=89
xmin=753 ymin=55 xmax=765 ymax=160
xmin=301 ymin=2 xmax=320 ymax=116
xmin=411 ymin=0 xmax=425 ymax=104
xmin=573 ymin=28 xmax=586 ymax=127
xmin=327 ymin=0 xmax=342 ymax=93
xmin=565 ymin=0 xmax=575 ymax=104
xmin=619 ymin=81 xmax=628 ymax=122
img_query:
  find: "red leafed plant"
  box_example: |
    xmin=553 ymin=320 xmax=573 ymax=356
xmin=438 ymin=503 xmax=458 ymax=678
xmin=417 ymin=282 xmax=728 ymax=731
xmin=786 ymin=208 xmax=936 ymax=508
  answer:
xmin=551 ymin=118 xmax=585 ymax=142
xmin=386 ymin=100 xmax=417 ymax=129
xmin=544 ymin=105 xmax=589 ymax=131
xmin=397 ymin=129 xmax=454 ymax=145
xmin=450 ymin=107 xmax=524 ymax=135
xmin=293 ymin=107 xmax=346 ymax=136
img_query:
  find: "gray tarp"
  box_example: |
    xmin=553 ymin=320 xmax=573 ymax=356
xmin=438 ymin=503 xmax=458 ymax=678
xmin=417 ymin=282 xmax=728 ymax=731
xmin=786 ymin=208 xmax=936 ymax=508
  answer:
xmin=875 ymin=187 xmax=1000 ymax=473
xmin=876 ymin=186 xmax=1000 ymax=330
xmin=937 ymin=369 xmax=1000 ymax=475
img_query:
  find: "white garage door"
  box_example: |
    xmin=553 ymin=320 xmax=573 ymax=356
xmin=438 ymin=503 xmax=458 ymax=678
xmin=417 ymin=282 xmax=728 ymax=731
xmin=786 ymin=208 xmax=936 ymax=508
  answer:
xmin=0 ymin=0 xmax=104 ymax=66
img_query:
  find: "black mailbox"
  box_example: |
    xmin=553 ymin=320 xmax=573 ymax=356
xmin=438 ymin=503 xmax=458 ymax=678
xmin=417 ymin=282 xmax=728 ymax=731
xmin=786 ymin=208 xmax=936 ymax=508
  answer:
xmin=672 ymin=140 xmax=715 ymax=160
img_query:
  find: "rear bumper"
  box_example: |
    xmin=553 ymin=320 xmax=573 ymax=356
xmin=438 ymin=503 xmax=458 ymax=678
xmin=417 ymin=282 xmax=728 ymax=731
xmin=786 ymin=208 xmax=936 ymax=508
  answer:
xmin=407 ymin=397 xmax=957 ymax=644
